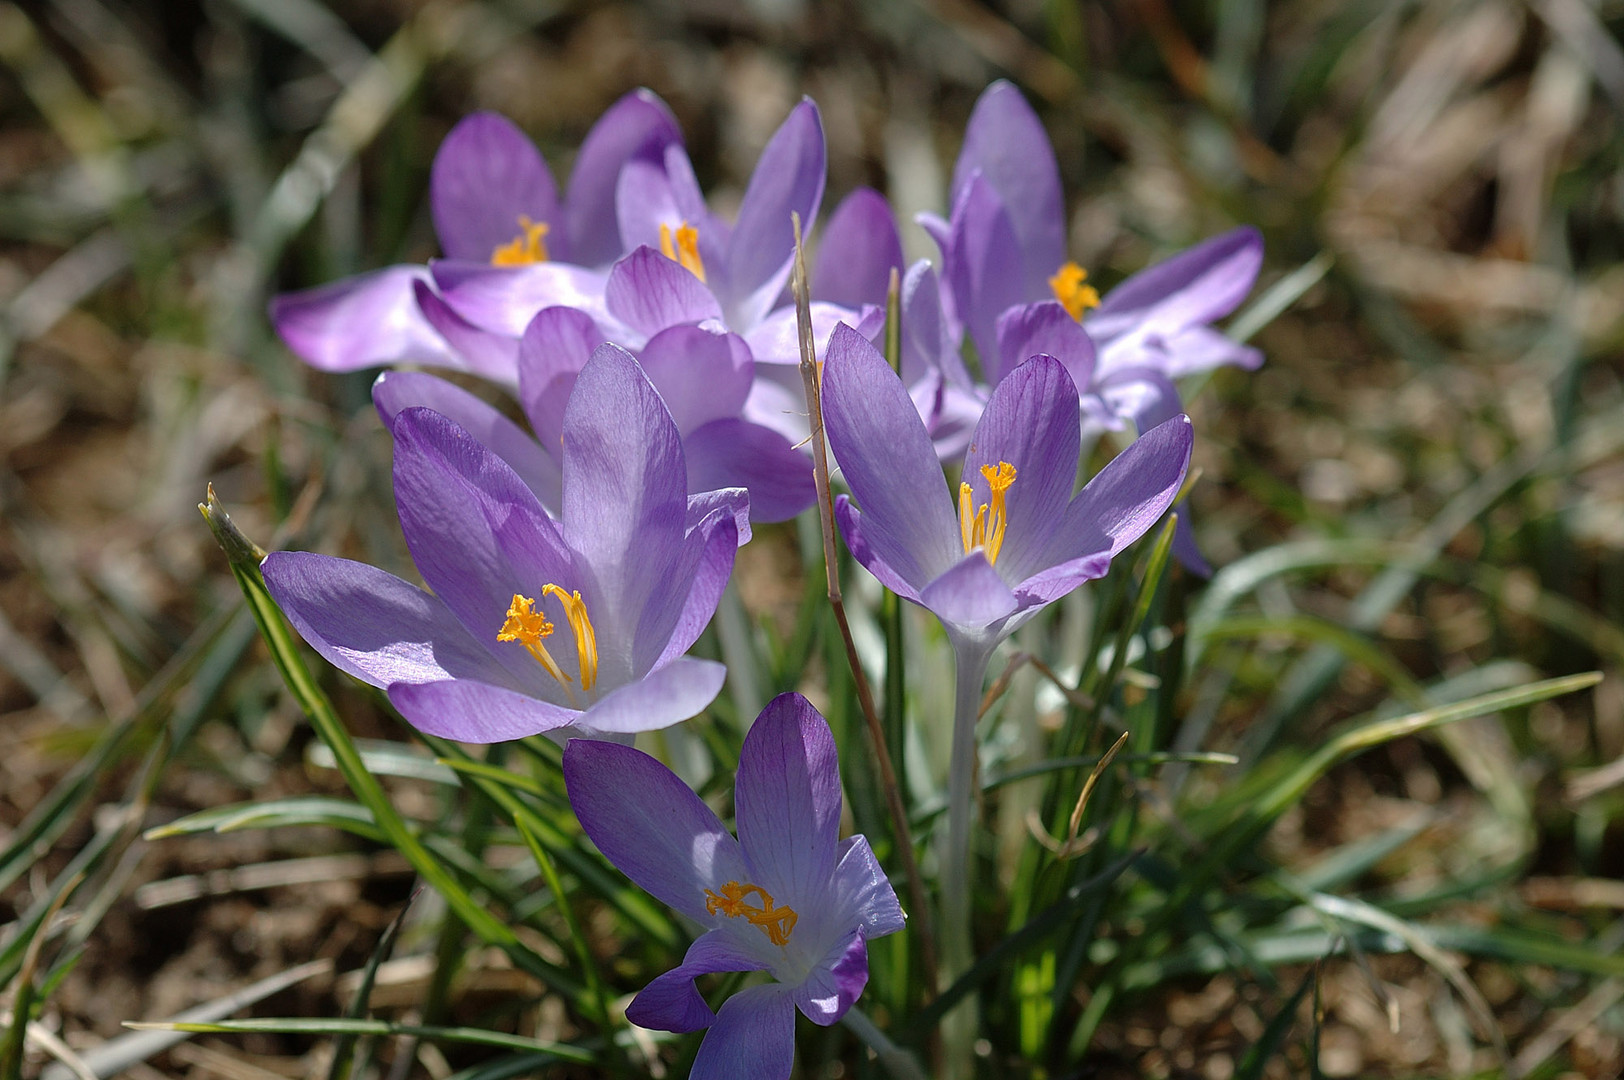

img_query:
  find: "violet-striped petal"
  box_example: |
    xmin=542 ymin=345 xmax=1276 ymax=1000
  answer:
xmin=388 ymin=677 xmax=578 ymax=742
xmin=516 ymin=305 xmax=600 ymax=449
xmin=735 ymin=693 xmax=842 ymax=904
xmin=412 ymin=281 xmax=521 ymax=385
xmin=901 ymin=260 xmax=972 ymax=389
xmin=372 ymin=371 xmax=562 ymax=513
xmin=829 ymin=836 xmax=906 ymax=938
xmin=270 ymin=266 xmax=457 ymax=372
xmin=725 ymin=99 xmax=826 ymax=330
xmin=576 ymin=657 xmax=727 ymax=734
xmin=1011 ymin=550 xmax=1114 ymax=608
xmin=564 ymin=737 xmax=749 ymax=923
xmin=689 ymin=984 xmax=796 ymax=1080
xmin=430 ymin=112 xmax=560 ymax=263
xmin=638 ymin=326 xmax=753 ymax=432
xmin=683 ymin=418 xmax=815 ymax=524
xmin=566 ymin=89 xmax=683 ymax=267
xmin=919 ymin=553 xmax=1019 ymax=633
xmin=945 ymin=173 xmax=1027 ymax=366
xmin=1124 ymin=324 xmax=1263 ymax=378
xmin=431 ymin=260 xmax=613 ymax=338
xmin=686 ymin=489 xmax=753 ymax=547
xmin=741 ymin=301 xmax=854 ymax=366
xmin=605 ymin=246 xmax=724 ymax=339
xmin=812 ymin=188 xmax=903 ymax=310
xmin=1048 ymin=414 xmax=1193 ymax=565
xmin=833 ymin=498 xmax=924 ymax=603
xmin=1088 ymin=226 xmax=1263 ymax=342
xmin=649 ymin=507 xmax=741 ymax=669
xmin=995 ymin=300 xmax=1096 ymax=389
xmin=627 ymin=930 xmax=765 ymax=1033
xmin=792 ymin=930 xmax=867 ymax=1026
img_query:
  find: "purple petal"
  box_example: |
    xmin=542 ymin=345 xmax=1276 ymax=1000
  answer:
xmin=566 ymin=89 xmax=683 ymax=267
xmin=516 ymin=305 xmax=600 ymax=449
xmin=262 ymin=552 xmax=510 ymax=689
xmin=820 ymin=324 xmax=960 ymax=590
xmin=812 ymin=188 xmax=903 ymax=310
xmin=735 ymin=693 xmax=842 ymax=905
xmin=575 ymin=657 xmax=727 ymax=734
xmin=687 ymin=489 xmax=753 ymax=547
xmin=627 ymin=930 xmax=765 ymax=1034
xmin=388 ymin=677 xmax=578 ymax=742
xmin=604 ymin=246 xmax=724 ymax=339
xmin=390 ymin=407 xmax=574 ymax=690
xmin=741 ymin=301 xmax=855 ymax=366
xmin=641 ymin=498 xmax=737 ymax=666
xmin=412 ymin=281 xmax=521 ymax=386
xmin=638 ymin=326 xmax=752 ymax=432
xmin=373 ymin=371 xmax=562 ymax=513
xmin=951 ymin=81 xmax=1065 ymax=301
xmin=689 ymin=985 xmax=796 ymax=1080
xmin=946 ymin=173 xmax=1028 ymax=367
xmin=1012 ymin=550 xmax=1114 ymax=608
xmin=563 ymin=737 xmax=748 ymax=923
xmin=901 ymin=260 xmax=971 ymax=389
xmin=829 ymin=835 xmax=906 ymax=938
xmin=792 ymin=929 xmax=867 ymax=1026
xmin=920 ymin=553 xmax=1019 ymax=633
xmin=741 ymin=368 xmax=809 ymax=444
xmin=1089 ymin=226 xmax=1263 ymax=344
xmin=995 ymin=300 xmax=1096 ymax=389
xmin=683 ymin=418 xmax=815 ymax=523
xmin=725 ymin=100 xmax=826 ymax=330
xmin=960 ymin=355 xmax=1081 ymax=583
xmin=834 ymin=497 xmax=924 ymax=604
xmin=914 ymin=212 xmax=961 ymax=339
xmin=431 ymin=260 xmax=612 ymax=338
xmin=1106 ymin=324 xmax=1262 ymax=379
xmin=1050 ymin=414 xmax=1193 ymax=564
xmin=270 ymin=266 xmax=458 ymax=373
xmin=430 ymin=112 xmax=560 ymax=263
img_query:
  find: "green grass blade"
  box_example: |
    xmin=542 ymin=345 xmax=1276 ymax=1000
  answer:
xmin=124 ymin=1019 xmax=593 ymax=1061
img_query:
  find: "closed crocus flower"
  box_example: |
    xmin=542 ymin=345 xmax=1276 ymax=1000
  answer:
xmin=262 ymin=345 xmax=743 ymax=743
xmin=564 ymin=693 xmax=904 ymax=1080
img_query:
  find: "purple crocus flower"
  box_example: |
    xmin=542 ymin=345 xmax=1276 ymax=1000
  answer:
xmin=270 ymin=91 xmax=681 ymax=381
xmin=262 ymin=345 xmax=743 ymax=742
xmin=564 ymin=692 xmax=904 ymax=1080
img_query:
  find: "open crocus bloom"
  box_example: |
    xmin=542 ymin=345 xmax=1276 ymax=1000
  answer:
xmin=270 ymin=91 xmax=681 ymax=382
xmin=821 ymin=323 xmax=1193 ymax=655
xmin=564 ymin=693 xmax=904 ymax=1080
xmin=262 ymin=346 xmax=744 ymax=742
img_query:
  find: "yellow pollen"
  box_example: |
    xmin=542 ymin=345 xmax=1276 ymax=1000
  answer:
xmin=542 ymin=584 xmax=598 ymax=692
xmin=704 ymin=881 xmax=798 ymax=946
xmin=659 ymin=221 xmax=707 ymax=282
xmin=490 ymin=216 xmax=551 ymax=266
xmin=497 ymin=594 xmax=569 ymax=685
xmin=959 ymin=461 xmax=1017 ymax=565
xmin=1049 ymin=261 xmax=1100 ymax=321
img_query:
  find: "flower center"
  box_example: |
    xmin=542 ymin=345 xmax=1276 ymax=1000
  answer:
xmin=490 ymin=216 xmax=551 ymax=266
xmin=959 ymin=461 xmax=1017 ymax=566
xmin=497 ymin=587 xmax=598 ymax=693
xmin=704 ymin=880 xmax=798 ymax=946
xmin=659 ymin=221 xmax=706 ymax=282
xmin=1048 ymin=261 xmax=1099 ymax=321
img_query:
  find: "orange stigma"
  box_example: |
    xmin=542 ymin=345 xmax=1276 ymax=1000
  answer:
xmin=959 ymin=461 xmax=1017 ymax=565
xmin=497 ymin=588 xmax=598 ymax=692
xmin=704 ymin=881 xmax=798 ymax=946
xmin=1049 ymin=261 xmax=1099 ymax=321
xmin=491 ymin=216 xmax=551 ymax=266
xmin=659 ymin=221 xmax=707 ymax=282
xmin=541 ymin=584 xmax=598 ymax=692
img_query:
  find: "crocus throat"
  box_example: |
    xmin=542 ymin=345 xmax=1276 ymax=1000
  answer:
xmin=659 ymin=221 xmax=706 ymax=282
xmin=959 ymin=461 xmax=1017 ymax=565
xmin=704 ymin=881 xmax=798 ymax=946
xmin=497 ymin=588 xmax=598 ymax=692
xmin=490 ymin=216 xmax=551 ymax=266
xmin=1049 ymin=261 xmax=1099 ymax=321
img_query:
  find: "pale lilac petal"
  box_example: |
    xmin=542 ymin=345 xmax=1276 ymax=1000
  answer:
xmin=689 ymin=984 xmax=796 ymax=1080
xmin=995 ymin=300 xmax=1096 ymax=389
xmin=792 ymin=930 xmax=867 ymax=1026
xmin=735 ymin=693 xmax=841 ymax=905
xmin=929 ymin=383 xmax=986 ymax=462
xmin=687 ymin=488 xmax=753 ymax=547
xmin=1123 ymin=324 xmax=1263 ymax=379
xmin=812 ymin=188 xmax=903 ymax=310
xmin=411 ymin=282 xmax=522 ymax=385
xmin=834 ymin=497 xmax=923 ymax=604
xmin=1050 ymin=414 xmax=1193 ymax=564
xmin=683 ymin=418 xmax=815 ymax=523
xmin=430 ymin=112 xmax=560 ymax=263
xmin=431 ymin=260 xmax=613 ymax=338
xmin=914 ymin=212 xmax=961 ymax=338
xmin=653 ymin=507 xmax=742 ymax=666
xmin=627 ymin=930 xmax=765 ymax=1034
xmin=828 ymin=835 xmax=905 ymax=938
xmin=742 ymin=301 xmax=855 ymax=366
xmin=946 ymin=173 xmax=1027 ymax=367
xmin=566 ymin=89 xmax=683 ymax=267
xmin=389 ymin=677 xmax=577 ymax=742
xmin=614 ymin=158 xmax=685 ymax=256
xmin=960 ymin=355 xmax=1081 ymax=583
xmin=604 ymin=246 xmax=723 ymax=339
xmin=638 ymin=326 xmax=752 ymax=432
xmin=920 ymin=553 xmax=1019 ymax=633
xmin=1089 ymin=226 xmax=1263 ymax=344
xmin=725 ymin=100 xmax=826 ymax=330
xmin=741 ymin=369 xmax=809 ymax=445
xmin=821 ymin=324 xmax=960 ymax=588
xmin=372 ymin=371 xmax=561 ymax=512
xmin=951 ymin=81 xmax=1065 ymax=300
xmin=270 ymin=266 xmax=458 ymax=372
xmin=575 ymin=658 xmax=727 ymax=734
xmin=1012 ymin=550 xmax=1113 ymax=607
xmin=516 ymin=305 xmax=600 ymax=449
xmin=901 ymin=260 xmax=971 ymax=389
xmin=262 ymin=552 xmax=510 ymax=689
xmin=565 ymin=738 xmax=749 ymax=923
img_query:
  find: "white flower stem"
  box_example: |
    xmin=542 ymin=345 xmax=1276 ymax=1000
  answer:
xmin=939 ymin=638 xmax=992 ymax=1068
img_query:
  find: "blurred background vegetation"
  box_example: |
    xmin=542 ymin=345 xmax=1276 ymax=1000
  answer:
xmin=1 ymin=0 xmax=1623 ymax=1077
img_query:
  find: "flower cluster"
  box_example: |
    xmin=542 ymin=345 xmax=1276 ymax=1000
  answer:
xmin=261 ymin=81 xmax=1260 ymax=1079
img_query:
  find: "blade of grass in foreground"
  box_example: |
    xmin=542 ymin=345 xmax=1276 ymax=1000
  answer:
xmin=123 ymin=1020 xmax=592 ymax=1062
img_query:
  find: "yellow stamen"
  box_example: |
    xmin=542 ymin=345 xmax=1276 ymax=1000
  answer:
xmin=958 ymin=461 xmax=1017 ymax=565
xmin=490 ymin=216 xmax=551 ymax=266
xmin=704 ymin=881 xmax=799 ymax=946
xmin=542 ymin=584 xmax=598 ymax=692
xmin=1048 ymin=261 xmax=1099 ymax=321
xmin=659 ymin=221 xmax=707 ymax=282
xmin=497 ymin=594 xmax=569 ymax=685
